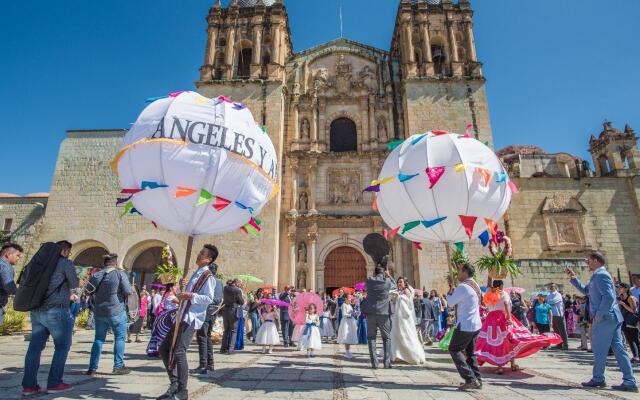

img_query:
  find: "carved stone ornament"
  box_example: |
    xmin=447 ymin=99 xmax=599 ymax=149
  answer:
xmin=298 ymin=242 xmax=307 ymax=263
xmin=327 ymin=169 xmax=362 ymax=205
xmin=300 ymin=118 xmax=310 ymax=139
xmin=298 ymin=191 xmax=309 ymax=211
xmin=334 ymin=54 xmax=353 ymax=95
xmin=296 ymin=268 xmax=307 ymax=289
xmin=541 ymin=194 xmax=589 ymax=251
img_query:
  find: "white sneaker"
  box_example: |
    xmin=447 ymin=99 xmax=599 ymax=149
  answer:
xmin=344 ymin=351 xmax=353 ymax=359
xmin=268 ymin=348 xmax=273 ymax=354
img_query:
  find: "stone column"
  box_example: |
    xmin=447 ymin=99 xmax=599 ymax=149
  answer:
xmin=404 ymin=22 xmax=415 ymax=63
xmin=360 ymin=97 xmax=369 ymax=151
xmin=318 ymin=97 xmax=327 ymax=151
xmin=386 ymin=96 xmax=395 ymax=141
xmin=447 ymin=21 xmax=459 ymax=63
xmin=204 ymin=24 xmax=217 ymax=66
xmin=250 ymin=20 xmax=262 ymax=78
xmin=307 ymin=224 xmax=318 ymax=291
xmin=292 ymin=100 xmax=300 ymax=141
xmin=464 ymin=19 xmax=477 ymax=62
xmin=288 ymin=225 xmax=297 ymax=288
xmin=271 ymin=22 xmax=281 ymax=65
xmin=308 ymin=159 xmax=318 ymax=214
xmin=311 ymin=100 xmax=318 ymax=145
xmin=225 ymin=25 xmax=236 ymax=79
xmin=368 ymin=95 xmax=377 ymax=147
xmin=289 ymin=157 xmax=298 ymax=211
xmin=420 ymin=22 xmax=434 ymax=76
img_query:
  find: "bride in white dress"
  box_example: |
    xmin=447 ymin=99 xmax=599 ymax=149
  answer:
xmin=390 ymin=277 xmax=426 ymax=365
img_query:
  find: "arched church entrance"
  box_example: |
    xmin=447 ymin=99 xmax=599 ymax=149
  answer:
xmin=74 ymin=246 xmax=108 ymax=268
xmin=131 ymin=246 xmax=165 ymax=289
xmin=324 ymin=246 xmax=366 ymax=295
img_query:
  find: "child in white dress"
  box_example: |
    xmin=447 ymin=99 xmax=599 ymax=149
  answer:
xmin=255 ymin=304 xmax=280 ymax=353
xmin=337 ymin=294 xmax=359 ymax=358
xmin=298 ymin=303 xmax=322 ymax=357
xmin=319 ymin=304 xmax=335 ymax=340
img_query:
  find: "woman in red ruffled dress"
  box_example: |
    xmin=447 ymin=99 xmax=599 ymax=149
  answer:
xmin=475 ymin=280 xmax=562 ymax=374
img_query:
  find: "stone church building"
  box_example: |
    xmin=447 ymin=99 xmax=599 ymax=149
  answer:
xmin=2 ymin=0 xmax=639 ymax=293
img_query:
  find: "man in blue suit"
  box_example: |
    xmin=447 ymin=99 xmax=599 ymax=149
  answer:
xmin=567 ymin=251 xmax=638 ymax=392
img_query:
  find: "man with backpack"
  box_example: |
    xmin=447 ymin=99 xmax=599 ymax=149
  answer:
xmin=0 ymin=243 xmax=22 ymax=326
xmin=21 ymin=240 xmax=79 ymax=396
xmin=86 ymin=253 xmax=132 ymax=376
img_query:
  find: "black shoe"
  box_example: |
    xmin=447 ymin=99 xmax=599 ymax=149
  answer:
xmin=459 ymin=380 xmax=482 ymax=391
xmin=611 ymin=384 xmax=639 ymax=393
xmin=581 ymin=380 xmax=606 ymax=388
xmin=207 ymin=365 xmax=215 ymax=372
xmin=112 ymin=367 xmax=131 ymax=375
xmin=190 ymin=367 xmax=208 ymax=375
xmin=85 ymin=370 xmax=96 ymax=376
xmin=156 ymin=384 xmax=178 ymax=400
xmin=172 ymin=389 xmax=188 ymax=400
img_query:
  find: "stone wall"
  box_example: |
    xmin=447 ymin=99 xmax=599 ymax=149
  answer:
xmin=402 ymin=79 xmax=493 ymax=146
xmin=0 ymin=196 xmax=48 ymax=267
xmin=505 ymin=176 xmax=640 ymax=288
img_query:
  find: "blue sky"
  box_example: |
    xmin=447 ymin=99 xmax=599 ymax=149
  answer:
xmin=1 ymin=0 xmax=639 ymax=194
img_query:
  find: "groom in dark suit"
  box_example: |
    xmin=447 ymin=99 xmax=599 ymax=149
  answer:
xmin=362 ymin=264 xmax=396 ymax=369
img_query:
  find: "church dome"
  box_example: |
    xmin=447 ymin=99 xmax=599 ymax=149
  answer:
xmin=237 ymin=0 xmax=277 ymax=7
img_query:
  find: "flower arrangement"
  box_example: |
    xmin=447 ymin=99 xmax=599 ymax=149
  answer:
xmin=476 ymin=230 xmax=521 ymax=279
xmin=155 ymin=245 xmax=181 ymax=284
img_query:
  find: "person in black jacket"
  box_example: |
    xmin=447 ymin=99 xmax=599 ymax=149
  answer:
xmin=220 ymin=279 xmax=244 ymax=354
xmin=279 ymin=286 xmax=293 ymax=346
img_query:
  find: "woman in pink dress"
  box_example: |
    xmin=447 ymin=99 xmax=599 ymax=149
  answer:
xmin=475 ymin=280 xmax=562 ymax=374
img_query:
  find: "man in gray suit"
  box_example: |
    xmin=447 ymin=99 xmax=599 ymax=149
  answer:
xmin=362 ymin=265 xmax=396 ymax=369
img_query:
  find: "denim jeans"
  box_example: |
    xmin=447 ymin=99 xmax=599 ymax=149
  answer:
xmin=89 ymin=311 xmax=128 ymax=370
xmin=22 ymin=307 xmax=73 ymax=389
xmin=249 ymin=312 xmax=260 ymax=343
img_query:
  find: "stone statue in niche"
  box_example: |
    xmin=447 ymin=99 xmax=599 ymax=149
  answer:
xmin=377 ymin=118 xmax=388 ymax=142
xmin=313 ymin=68 xmax=329 ymax=94
xmin=300 ymin=118 xmax=310 ymax=139
xmin=298 ymin=192 xmax=308 ymax=211
xmin=328 ymin=170 xmax=361 ymax=204
xmin=298 ymin=242 xmax=307 ymax=263
xmin=297 ymin=269 xmax=307 ymax=289
xmin=359 ymin=65 xmax=377 ymax=93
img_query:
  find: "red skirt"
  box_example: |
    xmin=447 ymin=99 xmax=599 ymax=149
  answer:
xmin=475 ymin=310 xmax=562 ymax=366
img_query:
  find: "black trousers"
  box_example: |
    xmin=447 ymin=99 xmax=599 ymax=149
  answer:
xmin=147 ymin=312 xmax=156 ymax=330
xmin=159 ymin=322 xmax=195 ymax=392
xmin=552 ymin=315 xmax=569 ymax=348
xmin=281 ymin=319 xmax=291 ymax=345
xmin=537 ymin=323 xmax=550 ymax=334
xmin=220 ymin=311 xmax=238 ymax=353
xmin=448 ymin=328 xmax=481 ymax=383
xmin=622 ymin=325 xmax=640 ymax=359
xmin=196 ymin=315 xmax=215 ymax=369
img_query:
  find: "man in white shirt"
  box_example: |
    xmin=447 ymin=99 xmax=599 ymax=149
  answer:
xmin=446 ymin=263 xmax=483 ymax=391
xmin=157 ymin=245 xmax=217 ymax=400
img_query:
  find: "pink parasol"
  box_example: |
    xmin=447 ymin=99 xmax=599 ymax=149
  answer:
xmin=354 ymin=282 xmax=366 ymax=291
xmin=504 ymin=287 xmax=525 ymax=295
xmin=288 ymin=292 xmax=323 ymax=325
xmin=261 ymin=298 xmax=289 ymax=308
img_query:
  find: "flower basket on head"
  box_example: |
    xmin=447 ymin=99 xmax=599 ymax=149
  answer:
xmin=476 ymin=231 xmax=521 ymax=279
xmin=158 ymin=272 xmax=179 ymax=285
xmin=155 ymin=245 xmax=180 ymax=285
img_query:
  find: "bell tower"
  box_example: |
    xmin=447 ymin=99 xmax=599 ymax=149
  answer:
xmin=589 ymin=121 xmax=640 ymax=177
xmin=198 ymin=0 xmax=292 ymax=82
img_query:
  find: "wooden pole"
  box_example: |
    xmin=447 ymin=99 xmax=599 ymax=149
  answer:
xmin=169 ymin=235 xmax=195 ymax=369
xmin=445 ymin=242 xmax=453 ymax=278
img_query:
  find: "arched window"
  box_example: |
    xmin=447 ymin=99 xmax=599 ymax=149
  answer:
xmin=431 ymin=37 xmax=446 ymax=76
xmin=236 ymin=46 xmax=252 ymax=78
xmin=598 ymin=155 xmax=611 ymax=175
xmin=218 ymin=38 xmax=226 ymax=47
xmin=330 ymin=118 xmax=357 ymax=152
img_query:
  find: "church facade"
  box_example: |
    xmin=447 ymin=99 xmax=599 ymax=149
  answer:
xmin=1 ymin=0 xmax=639 ymax=293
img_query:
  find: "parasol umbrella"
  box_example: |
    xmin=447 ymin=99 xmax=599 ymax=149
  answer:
xmin=353 ymin=282 xmax=366 ymax=291
xmin=261 ymin=298 xmax=289 ymax=308
xmin=112 ymin=91 xmax=278 ymax=369
xmin=332 ymin=287 xmax=355 ymax=297
xmin=234 ymin=274 xmax=264 ymax=284
xmin=149 ymin=283 xmax=166 ymax=288
xmin=288 ymin=292 xmax=323 ymax=325
xmin=504 ymin=287 xmax=525 ymax=295
xmin=262 ymin=285 xmax=275 ymax=291
xmin=370 ymin=129 xmax=515 ymax=279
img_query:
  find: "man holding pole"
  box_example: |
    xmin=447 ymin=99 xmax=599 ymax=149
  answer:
xmin=157 ymin=244 xmax=217 ymax=400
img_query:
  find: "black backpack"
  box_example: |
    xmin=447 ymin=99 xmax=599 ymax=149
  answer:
xmin=13 ymin=242 xmax=61 ymax=312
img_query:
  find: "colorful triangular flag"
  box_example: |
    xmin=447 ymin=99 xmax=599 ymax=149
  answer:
xmin=455 ymin=242 xmax=464 ymax=252
xmin=387 ymin=140 xmax=404 ymax=151
xmin=413 ymin=242 xmax=423 ymax=251
xmin=475 ymin=167 xmax=492 ymax=186
xmin=402 ymin=221 xmax=422 ymax=234
xmin=398 ymin=173 xmax=420 ymax=182
xmin=454 ymin=163 xmax=465 ymax=173
xmin=363 ymin=184 xmax=380 ymax=193
xmin=371 ymin=176 xmax=394 ymax=186
xmin=478 ymin=230 xmax=490 ymax=247
xmin=151 ymin=221 xmax=158 ymax=229
xmin=411 ymin=134 xmax=427 ymax=145
xmin=495 ymin=172 xmax=507 ymax=183
xmin=426 ymin=167 xmax=446 ymax=189
xmin=120 ymin=201 xmax=134 ymax=217
xmin=168 ymin=91 xmax=186 ymax=98
xmin=248 ymin=217 xmax=262 ymax=231
xmin=121 ymin=188 xmax=142 ymax=195
xmin=175 ymin=186 xmax=197 ymax=198
xmin=508 ymin=180 xmax=519 ymax=194
xmin=383 ymin=227 xmax=400 ymax=240
xmin=372 ymin=195 xmax=378 ymax=211
xmin=141 ymin=181 xmax=169 ymax=190
xmin=235 ymin=201 xmax=255 ymax=214
xmin=212 ymin=196 xmax=231 ymax=211
xmin=116 ymin=195 xmax=132 ymax=206
xmin=484 ymin=218 xmax=498 ymax=236
xmin=431 ymin=130 xmax=449 ymax=136
xmin=421 ymin=217 xmax=447 ymax=229
xmin=464 ymin=123 xmax=473 ymax=138
xmin=459 ymin=215 xmax=478 ymax=239
xmin=196 ymin=189 xmax=214 ymax=207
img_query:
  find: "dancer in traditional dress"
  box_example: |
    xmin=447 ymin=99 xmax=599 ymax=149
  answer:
xmin=298 ymin=304 xmax=322 ymax=357
xmin=390 ymin=277 xmax=426 ymax=365
xmin=475 ymin=280 xmax=562 ymax=374
xmin=255 ymin=304 xmax=280 ymax=353
xmin=319 ymin=304 xmax=335 ymax=340
xmin=337 ymin=293 xmax=359 ymax=358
